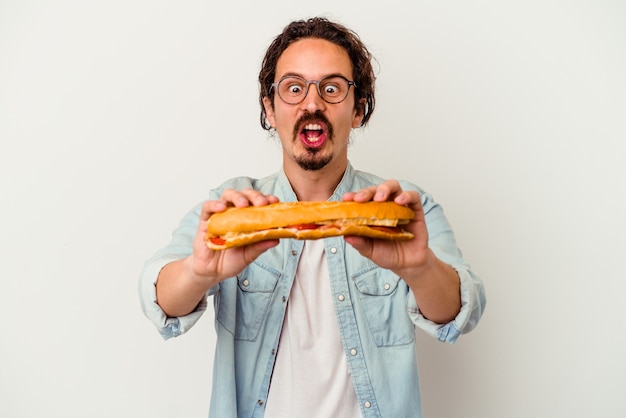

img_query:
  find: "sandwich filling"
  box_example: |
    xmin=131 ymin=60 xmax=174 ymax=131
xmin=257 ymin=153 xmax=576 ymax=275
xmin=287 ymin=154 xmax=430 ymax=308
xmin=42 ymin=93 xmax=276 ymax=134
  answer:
xmin=208 ymin=217 xmax=411 ymax=247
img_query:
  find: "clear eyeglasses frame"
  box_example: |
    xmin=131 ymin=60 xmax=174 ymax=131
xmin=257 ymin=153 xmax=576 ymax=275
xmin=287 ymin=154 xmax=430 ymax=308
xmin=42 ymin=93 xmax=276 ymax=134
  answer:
xmin=270 ymin=75 xmax=356 ymax=105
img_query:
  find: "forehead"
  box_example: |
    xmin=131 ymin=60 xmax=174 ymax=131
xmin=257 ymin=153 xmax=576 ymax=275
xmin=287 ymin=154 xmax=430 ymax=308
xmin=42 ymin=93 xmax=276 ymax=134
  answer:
xmin=275 ymin=37 xmax=353 ymax=80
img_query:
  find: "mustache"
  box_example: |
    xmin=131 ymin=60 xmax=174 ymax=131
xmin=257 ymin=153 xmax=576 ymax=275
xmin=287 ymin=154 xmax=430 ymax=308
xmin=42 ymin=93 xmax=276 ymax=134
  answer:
xmin=292 ymin=110 xmax=333 ymax=139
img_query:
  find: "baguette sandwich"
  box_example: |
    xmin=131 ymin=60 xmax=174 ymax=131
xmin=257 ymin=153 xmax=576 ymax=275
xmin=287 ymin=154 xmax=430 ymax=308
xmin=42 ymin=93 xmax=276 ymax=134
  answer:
xmin=205 ymin=201 xmax=415 ymax=250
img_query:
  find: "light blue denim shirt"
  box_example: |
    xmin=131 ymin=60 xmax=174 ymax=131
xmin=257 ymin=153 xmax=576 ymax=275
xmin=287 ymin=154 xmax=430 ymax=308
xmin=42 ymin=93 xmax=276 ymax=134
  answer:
xmin=139 ymin=163 xmax=486 ymax=418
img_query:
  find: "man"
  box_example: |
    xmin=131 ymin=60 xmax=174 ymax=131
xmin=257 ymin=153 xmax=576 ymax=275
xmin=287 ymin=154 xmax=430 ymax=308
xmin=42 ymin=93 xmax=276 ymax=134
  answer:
xmin=139 ymin=17 xmax=486 ymax=418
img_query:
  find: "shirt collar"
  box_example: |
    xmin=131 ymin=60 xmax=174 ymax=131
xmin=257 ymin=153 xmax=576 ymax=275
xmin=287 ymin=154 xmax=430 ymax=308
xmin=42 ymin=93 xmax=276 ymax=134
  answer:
xmin=277 ymin=161 xmax=356 ymax=202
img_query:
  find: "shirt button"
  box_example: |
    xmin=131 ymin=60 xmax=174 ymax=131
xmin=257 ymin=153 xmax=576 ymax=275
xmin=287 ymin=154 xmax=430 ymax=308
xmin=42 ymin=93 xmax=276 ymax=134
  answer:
xmin=330 ymin=247 xmax=337 ymax=254
xmin=383 ymin=283 xmax=391 ymax=291
xmin=337 ymin=294 xmax=345 ymax=302
xmin=291 ymin=250 xmax=297 ymax=256
xmin=364 ymin=401 xmax=372 ymax=408
xmin=350 ymin=348 xmax=357 ymax=356
xmin=242 ymin=279 xmax=250 ymax=287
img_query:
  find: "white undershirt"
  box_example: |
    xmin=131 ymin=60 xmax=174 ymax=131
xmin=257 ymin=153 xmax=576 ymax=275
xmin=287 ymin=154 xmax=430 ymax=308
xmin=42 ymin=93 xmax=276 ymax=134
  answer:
xmin=264 ymin=240 xmax=361 ymax=418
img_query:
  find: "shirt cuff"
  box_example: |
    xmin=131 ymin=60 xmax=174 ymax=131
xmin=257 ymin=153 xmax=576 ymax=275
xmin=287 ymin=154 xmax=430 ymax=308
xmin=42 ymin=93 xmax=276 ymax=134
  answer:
xmin=138 ymin=256 xmax=214 ymax=340
xmin=408 ymin=265 xmax=484 ymax=344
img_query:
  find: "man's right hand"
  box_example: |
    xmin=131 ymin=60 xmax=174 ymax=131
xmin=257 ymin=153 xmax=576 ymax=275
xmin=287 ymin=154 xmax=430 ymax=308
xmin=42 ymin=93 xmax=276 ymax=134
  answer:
xmin=188 ymin=189 xmax=280 ymax=283
xmin=156 ymin=188 xmax=279 ymax=317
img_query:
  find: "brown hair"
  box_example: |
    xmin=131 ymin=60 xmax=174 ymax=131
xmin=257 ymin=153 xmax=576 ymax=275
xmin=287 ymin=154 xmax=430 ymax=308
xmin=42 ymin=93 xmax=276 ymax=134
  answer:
xmin=259 ymin=17 xmax=376 ymax=130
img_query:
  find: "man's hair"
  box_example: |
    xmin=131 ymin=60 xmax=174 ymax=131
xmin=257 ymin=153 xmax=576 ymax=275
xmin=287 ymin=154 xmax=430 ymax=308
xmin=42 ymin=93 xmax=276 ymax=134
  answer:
xmin=258 ymin=17 xmax=376 ymax=130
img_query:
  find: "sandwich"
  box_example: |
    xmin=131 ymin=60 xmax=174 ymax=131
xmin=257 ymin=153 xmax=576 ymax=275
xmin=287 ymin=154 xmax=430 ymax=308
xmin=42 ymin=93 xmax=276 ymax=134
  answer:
xmin=205 ymin=201 xmax=415 ymax=250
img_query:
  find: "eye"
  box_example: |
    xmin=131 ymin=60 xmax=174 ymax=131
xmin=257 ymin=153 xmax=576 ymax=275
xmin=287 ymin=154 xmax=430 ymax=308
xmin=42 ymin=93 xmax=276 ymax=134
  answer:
xmin=280 ymin=78 xmax=306 ymax=96
xmin=320 ymin=78 xmax=345 ymax=98
xmin=287 ymin=84 xmax=303 ymax=94
xmin=323 ymin=84 xmax=339 ymax=95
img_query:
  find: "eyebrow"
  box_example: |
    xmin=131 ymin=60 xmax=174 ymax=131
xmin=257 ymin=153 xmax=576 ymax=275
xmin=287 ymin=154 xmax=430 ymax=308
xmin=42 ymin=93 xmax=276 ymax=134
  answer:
xmin=277 ymin=72 xmax=350 ymax=80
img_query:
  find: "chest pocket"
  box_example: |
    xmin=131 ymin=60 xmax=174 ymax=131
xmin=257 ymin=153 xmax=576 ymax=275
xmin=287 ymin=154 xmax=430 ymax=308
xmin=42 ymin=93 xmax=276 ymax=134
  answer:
xmin=216 ymin=260 xmax=281 ymax=341
xmin=352 ymin=265 xmax=415 ymax=347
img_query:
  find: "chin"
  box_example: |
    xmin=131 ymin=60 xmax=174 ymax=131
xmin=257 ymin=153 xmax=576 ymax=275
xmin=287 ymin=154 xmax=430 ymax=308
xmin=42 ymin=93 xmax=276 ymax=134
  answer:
xmin=295 ymin=153 xmax=333 ymax=171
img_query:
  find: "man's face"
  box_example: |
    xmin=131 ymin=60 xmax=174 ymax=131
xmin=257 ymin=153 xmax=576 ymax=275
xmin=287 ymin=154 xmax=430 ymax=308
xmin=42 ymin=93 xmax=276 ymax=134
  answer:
xmin=263 ymin=38 xmax=363 ymax=172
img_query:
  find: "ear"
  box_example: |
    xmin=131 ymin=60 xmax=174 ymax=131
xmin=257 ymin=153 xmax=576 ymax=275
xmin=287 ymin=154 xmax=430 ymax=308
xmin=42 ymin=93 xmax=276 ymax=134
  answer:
xmin=263 ymin=96 xmax=276 ymax=128
xmin=352 ymin=98 xmax=367 ymax=128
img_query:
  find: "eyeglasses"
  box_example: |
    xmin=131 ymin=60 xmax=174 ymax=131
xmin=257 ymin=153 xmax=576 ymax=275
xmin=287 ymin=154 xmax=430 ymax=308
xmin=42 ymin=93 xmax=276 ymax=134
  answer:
xmin=271 ymin=75 xmax=356 ymax=105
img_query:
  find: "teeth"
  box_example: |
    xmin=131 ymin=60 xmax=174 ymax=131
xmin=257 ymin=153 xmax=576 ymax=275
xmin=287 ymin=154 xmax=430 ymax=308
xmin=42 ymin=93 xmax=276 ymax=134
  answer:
xmin=304 ymin=123 xmax=322 ymax=131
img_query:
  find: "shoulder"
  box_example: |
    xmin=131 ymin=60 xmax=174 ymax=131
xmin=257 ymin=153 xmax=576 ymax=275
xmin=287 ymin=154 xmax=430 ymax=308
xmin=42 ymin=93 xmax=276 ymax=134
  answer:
xmin=351 ymin=169 xmax=426 ymax=194
xmin=209 ymin=172 xmax=281 ymax=198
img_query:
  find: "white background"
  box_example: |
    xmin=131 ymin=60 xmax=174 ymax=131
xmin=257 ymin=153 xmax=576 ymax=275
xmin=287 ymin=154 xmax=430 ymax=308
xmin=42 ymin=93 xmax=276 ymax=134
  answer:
xmin=1 ymin=1 xmax=625 ymax=417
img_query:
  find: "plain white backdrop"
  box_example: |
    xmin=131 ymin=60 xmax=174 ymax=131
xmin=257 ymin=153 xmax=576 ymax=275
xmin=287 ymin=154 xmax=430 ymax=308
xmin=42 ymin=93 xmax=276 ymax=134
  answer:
xmin=1 ymin=1 xmax=625 ymax=417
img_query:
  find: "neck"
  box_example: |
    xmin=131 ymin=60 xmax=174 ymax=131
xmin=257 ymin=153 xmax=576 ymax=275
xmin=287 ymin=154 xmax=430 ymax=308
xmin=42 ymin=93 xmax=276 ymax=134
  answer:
xmin=284 ymin=159 xmax=347 ymax=201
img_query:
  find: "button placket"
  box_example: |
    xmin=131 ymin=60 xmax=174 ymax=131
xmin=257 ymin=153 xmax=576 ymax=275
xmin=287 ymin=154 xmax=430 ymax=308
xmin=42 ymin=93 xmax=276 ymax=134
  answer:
xmin=328 ymin=243 xmax=346 ymax=304
xmin=324 ymin=237 xmax=379 ymax=415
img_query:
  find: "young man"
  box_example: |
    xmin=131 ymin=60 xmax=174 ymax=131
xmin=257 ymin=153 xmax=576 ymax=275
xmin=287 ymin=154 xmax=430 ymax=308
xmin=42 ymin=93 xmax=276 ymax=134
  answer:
xmin=139 ymin=17 xmax=486 ymax=418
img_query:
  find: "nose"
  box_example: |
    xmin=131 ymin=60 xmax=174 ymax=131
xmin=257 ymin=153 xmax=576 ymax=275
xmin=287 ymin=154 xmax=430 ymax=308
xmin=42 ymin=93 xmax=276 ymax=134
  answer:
xmin=300 ymin=82 xmax=326 ymax=112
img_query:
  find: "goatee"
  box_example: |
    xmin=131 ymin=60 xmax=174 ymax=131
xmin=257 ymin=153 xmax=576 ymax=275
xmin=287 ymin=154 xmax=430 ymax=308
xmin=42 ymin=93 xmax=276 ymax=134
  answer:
xmin=293 ymin=110 xmax=334 ymax=171
xmin=295 ymin=150 xmax=333 ymax=171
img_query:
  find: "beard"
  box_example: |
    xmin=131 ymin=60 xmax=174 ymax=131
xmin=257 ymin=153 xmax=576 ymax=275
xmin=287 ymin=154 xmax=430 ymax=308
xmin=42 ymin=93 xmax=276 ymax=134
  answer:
xmin=294 ymin=149 xmax=333 ymax=171
xmin=292 ymin=110 xmax=334 ymax=171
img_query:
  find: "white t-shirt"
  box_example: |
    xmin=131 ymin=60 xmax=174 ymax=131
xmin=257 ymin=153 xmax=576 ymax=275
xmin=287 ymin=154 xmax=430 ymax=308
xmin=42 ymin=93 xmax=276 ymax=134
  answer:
xmin=264 ymin=240 xmax=362 ymax=418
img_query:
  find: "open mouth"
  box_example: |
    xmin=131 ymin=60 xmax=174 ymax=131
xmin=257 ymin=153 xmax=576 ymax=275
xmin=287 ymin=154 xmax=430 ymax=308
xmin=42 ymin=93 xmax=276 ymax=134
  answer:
xmin=300 ymin=122 xmax=327 ymax=147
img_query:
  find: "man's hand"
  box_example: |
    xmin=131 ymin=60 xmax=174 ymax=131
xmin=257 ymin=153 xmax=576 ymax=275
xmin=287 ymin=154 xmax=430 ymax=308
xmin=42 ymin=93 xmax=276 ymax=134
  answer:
xmin=187 ymin=188 xmax=280 ymax=283
xmin=156 ymin=188 xmax=279 ymax=317
xmin=342 ymin=180 xmax=429 ymax=275
xmin=343 ymin=180 xmax=461 ymax=324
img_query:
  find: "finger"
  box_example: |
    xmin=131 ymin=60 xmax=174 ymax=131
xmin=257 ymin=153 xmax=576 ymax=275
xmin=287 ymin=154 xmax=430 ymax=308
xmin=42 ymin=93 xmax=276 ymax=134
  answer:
xmin=341 ymin=191 xmax=357 ymax=201
xmin=373 ymin=179 xmax=402 ymax=202
xmin=221 ymin=188 xmax=279 ymax=208
xmin=352 ymin=186 xmax=378 ymax=202
xmin=201 ymin=200 xmax=227 ymax=221
xmin=352 ymin=180 xmax=404 ymax=203
xmin=239 ymin=189 xmax=280 ymax=207
xmin=241 ymin=239 xmax=280 ymax=264
xmin=394 ymin=190 xmax=421 ymax=207
xmin=220 ymin=188 xmax=251 ymax=208
xmin=344 ymin=235 xmax=373 ymax=258
xmin=266 ymin=194 xmax=280 ymax=204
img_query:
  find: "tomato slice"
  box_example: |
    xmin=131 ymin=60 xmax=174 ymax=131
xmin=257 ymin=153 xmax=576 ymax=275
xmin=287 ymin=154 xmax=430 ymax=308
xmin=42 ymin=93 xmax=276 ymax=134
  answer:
xmin=290 ymin=223 xmax=320 ymax=230
xmin=210 ymin=237 xmax=226 ymax=245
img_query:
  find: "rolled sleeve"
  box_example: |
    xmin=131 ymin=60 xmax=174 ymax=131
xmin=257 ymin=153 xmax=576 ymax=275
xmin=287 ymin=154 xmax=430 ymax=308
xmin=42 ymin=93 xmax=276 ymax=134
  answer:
xmin=408 ymin=265 xmax=486 ymax=343
xmin=138 ymin=202 xmax=217 ymax=340
xmin=407 ymin=189 xmax=487 ymax=343
xmin=138 ymin=255 xmax=214 ymax=340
